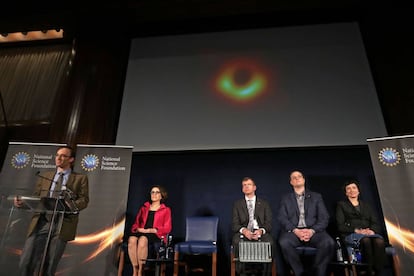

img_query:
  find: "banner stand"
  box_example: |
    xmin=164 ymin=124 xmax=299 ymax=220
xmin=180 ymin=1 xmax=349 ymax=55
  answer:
xmin=367 ymin=134 xmax=414 ymax=276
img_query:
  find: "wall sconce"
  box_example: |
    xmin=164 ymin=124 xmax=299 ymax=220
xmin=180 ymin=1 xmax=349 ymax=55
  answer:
xmin=0 ymin=29 xmax=64 ymax=43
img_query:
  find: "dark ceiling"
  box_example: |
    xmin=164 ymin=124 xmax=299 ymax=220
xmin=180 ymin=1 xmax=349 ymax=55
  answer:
xmin=1 ymin=2 xmax=403 ymax=38
xmin=1 ymin=2 xmax=412 ymax=136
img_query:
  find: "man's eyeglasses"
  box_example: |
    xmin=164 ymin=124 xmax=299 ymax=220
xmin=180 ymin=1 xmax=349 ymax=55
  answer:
xmin=150 ymin=191 xmax=161 ymax=195
xmin=55 ymin=154 xmax=70 ymax=158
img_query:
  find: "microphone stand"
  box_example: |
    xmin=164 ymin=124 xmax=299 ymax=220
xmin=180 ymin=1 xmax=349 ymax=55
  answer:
xmin=38 ymin=191 xmax=65 ymax=276
xmin=0 ymin=199 xmax=17 ymax=265
xmin=35 ymin=171 xmax=75 ymax=276
xmin=34 ymin=171 xmax=80 ymax=274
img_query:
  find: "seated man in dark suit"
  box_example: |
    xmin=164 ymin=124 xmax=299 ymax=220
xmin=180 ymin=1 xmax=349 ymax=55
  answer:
xmin=278 ymin=170 xmax=335 ymax=276
xmin=232 ymin=176 xmax=274 ymax=267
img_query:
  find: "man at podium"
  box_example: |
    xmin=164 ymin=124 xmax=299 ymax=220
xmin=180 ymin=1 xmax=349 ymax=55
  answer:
xmin=14 ymin=145 xmax=89 ymax=276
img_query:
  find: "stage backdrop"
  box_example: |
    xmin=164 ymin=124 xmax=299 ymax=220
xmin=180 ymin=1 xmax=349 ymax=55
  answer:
xmin=125 ymin=145 xmax=386 ymax=275
xmin=0 ymin=142 xmax=132 ymax=275
xmin=368 ymin=134 xmax=414 ymax=276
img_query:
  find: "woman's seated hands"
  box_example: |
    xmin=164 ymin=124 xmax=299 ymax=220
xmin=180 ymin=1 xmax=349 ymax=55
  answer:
xmin=355 ymin=228 xmax=375 ymax=235
xmin=136 ymin=227 xmax=158 ymax=234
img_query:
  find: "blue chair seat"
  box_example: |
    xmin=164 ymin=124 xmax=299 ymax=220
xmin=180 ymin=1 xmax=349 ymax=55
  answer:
xmin=385 ymin=245 xmax=395 ymax=255
xmin=296 ymin=246 xmax=317 ymax=256
xmin=173 ymin=216 xmax=219 ymax=276
xmin=175 ymin=241 xmax=217 ymax=255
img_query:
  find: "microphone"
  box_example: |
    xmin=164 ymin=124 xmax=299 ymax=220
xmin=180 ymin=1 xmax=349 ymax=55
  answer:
xmin=36 ymin=171 xmax=63 ymax=198
xmin=35 ymin=171 xmax=79 ymax=213
xmin=35 ymin=171 xmax=57 ymax=183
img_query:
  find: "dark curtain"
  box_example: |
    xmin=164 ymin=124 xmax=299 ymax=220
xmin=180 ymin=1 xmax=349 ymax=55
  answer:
xmin=0 ymin=44 xmax=72 ymax=124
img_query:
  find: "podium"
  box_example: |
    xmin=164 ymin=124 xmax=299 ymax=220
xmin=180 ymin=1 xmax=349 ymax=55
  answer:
xmin=0 ymin=192 xmax=79 ymax=275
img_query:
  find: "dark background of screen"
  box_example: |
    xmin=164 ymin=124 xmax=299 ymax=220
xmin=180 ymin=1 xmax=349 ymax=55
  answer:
xmin=116 ymin=22 xmax=387 ymax=151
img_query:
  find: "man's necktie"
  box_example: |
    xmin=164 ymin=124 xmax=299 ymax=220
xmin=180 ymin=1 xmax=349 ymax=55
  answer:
xmin=53 ymin=172 xmax=64 ymax=198
xmin=247 ymin=199 xmax=255 ymax=231
xmin=46 ymin=172 xmax=64 ymax=221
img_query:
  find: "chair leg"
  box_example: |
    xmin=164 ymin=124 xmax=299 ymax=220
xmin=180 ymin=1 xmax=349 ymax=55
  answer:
xmin=212 ymin=252 xmax=217 ymax=276
xmin=272 ymin=259 xmax=277 ymax=276
xmin=344 ymin=266 xmax=350 ymax=276
xmin=117 ymin=250 xmax=124 ymax=276
xmin=173 ymin=251 xmax=179 ymax=276
xmin=160 ymin=262 xmax=166 ymax=276
xmin=351 ymin=264 xmax=357 ymax=276
xmin=230 ymin=251 xmax=236 ymax=276
xmin=392 ymin=254 xmax=400 ymax=276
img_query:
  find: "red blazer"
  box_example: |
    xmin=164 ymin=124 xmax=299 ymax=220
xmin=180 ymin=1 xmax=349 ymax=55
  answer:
xmin=131 ymin=202 xmax=172 ymax=242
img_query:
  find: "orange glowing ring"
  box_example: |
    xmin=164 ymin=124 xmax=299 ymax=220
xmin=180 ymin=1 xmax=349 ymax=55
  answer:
xmin=215 ymin=59 xmax=268 ymax=101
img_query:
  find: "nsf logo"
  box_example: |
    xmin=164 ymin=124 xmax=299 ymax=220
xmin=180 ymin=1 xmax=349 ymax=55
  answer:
xmin=81 ymin=154 xmax=100 ymax=172
xmin=11 ymin=152 xmax=31 ymax=169
xmin=378 ymin=147 xmax=401 ymax=167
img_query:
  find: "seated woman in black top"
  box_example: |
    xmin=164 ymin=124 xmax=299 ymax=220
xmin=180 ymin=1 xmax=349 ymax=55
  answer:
xmin=336 ymin=180 xmax=386 ymax=275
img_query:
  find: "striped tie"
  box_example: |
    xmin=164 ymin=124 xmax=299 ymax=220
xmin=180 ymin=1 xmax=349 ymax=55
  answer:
xmin=247 ymin=200 xmax=254 ymax=231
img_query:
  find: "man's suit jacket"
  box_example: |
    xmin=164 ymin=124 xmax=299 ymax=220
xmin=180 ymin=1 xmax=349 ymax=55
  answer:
xmin=278 ymin=190 xmax=329 ymax=233
xmin=27 ymin=170 xmax=89 ymax=241
xmin=232 ymin=197 xmax=272 ymax=234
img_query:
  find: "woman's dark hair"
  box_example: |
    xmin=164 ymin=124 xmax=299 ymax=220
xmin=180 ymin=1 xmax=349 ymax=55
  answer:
xmin=342 ymin=179 xmax=360 ymax=194
xmin=149 ymin=185 xmax=168 ymax=203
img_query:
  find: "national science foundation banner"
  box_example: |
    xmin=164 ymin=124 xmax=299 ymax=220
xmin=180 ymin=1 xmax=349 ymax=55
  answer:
xmin=64 ymin=144 xmax=133 ymax=275
xmin=367 ymin=134 xmax=414 ymax=276
xmin=0 ymin=142 xmax=66 ymax=273
xmin=0 ymin=142 xmax=133 ymax=275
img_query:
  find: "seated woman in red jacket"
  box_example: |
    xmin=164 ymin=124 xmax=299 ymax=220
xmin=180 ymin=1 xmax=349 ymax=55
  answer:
xmin=128 ymin=185 xmax=172 ymax=276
